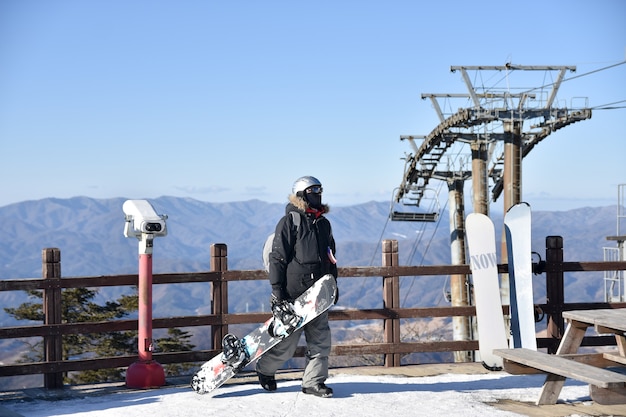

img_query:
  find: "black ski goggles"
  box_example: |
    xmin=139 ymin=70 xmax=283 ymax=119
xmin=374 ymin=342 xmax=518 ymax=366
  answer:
xmin=305 ymin=186 xmax=323 ymax=194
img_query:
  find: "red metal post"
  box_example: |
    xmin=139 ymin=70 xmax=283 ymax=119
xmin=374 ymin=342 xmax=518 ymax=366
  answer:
xmin=126 ymin=237 xmax=165 ymax=389
xmin=137 ymin=253 xmax=153 ymax=362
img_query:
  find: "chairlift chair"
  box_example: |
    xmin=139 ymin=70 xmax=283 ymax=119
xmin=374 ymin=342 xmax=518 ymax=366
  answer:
xmin=389 ymin=188 xmax=440 ymax=222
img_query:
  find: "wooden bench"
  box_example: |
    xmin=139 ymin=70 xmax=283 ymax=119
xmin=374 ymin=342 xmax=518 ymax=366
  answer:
xmin=493 ymin=348 xmax=626 ymax=405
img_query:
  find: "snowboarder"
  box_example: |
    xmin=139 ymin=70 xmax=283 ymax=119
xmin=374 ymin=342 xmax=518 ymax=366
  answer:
xmin=256 ymin=175 xmax=338 ymax=397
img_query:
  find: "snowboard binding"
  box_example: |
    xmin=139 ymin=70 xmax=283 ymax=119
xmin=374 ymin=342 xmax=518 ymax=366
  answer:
xmin=221 ymin=333 xmax=248 ymax=370
xmin=190 ymin=373 xmax=205 ymax=393
xmin=268 ymin=299 xmax=302 ymax=338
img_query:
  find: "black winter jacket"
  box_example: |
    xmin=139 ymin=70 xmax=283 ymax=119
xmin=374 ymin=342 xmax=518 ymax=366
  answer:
xmin=267 ymin=194 xmax=337 ymax=300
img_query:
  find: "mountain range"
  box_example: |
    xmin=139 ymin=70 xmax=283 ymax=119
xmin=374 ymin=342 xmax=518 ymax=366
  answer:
xmin=0 ymin=196 xmax=620 ymax=320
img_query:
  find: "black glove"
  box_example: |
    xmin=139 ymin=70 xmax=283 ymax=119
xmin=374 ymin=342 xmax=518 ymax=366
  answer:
xmin=271 ymin=286 xmax=287 ymax=302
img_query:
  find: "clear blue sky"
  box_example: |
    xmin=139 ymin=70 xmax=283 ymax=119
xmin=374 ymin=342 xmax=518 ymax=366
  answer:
xmin=1 ymin=0 xmax=624 ymax=212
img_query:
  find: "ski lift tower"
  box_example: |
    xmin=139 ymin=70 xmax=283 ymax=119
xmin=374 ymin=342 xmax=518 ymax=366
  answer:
xmin=394 ymin=64 xmax=593 ymax=361
xmin=604 ymin=183 xmax=626 ymax=302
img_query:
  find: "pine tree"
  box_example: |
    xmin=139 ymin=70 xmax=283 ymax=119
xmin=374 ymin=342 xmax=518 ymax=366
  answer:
xmin=5 ymin=287 xmax=194 ymax=384
xmin=157 ymin=327 xmax=196 ymax=376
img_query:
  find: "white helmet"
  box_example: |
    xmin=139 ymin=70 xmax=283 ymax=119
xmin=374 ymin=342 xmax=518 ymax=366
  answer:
xmin=292 ymin=176 xmax=322 ymax=195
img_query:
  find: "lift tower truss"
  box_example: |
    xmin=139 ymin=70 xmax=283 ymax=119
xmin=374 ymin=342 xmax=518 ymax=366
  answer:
xmin=395 ymin=65 xmax=592 ymax=210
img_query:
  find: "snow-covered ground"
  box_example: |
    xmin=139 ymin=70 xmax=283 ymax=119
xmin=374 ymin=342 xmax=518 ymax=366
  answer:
xmin=2 ymin=371 xmax=596 ymax=417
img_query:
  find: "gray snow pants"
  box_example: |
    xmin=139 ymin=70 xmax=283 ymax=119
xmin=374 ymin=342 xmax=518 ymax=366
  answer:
xmin=256 ymin=311 xmax=331 ymax=388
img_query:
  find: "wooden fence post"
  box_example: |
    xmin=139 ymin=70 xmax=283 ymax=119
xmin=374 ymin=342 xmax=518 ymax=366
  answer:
xmin=211 ymin=244 xmax=228 ymax=351
xmin=545 ymin=236 xmax=565 ymax=354
xmin=382 ymin=239 xmax=401 ymax=367
xmin=42 ymin=248 xmax=63 ymax=389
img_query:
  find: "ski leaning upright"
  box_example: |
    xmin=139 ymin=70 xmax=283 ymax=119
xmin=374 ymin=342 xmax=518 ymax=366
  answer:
xmin=190 ymin=274 xmax=337 ymax=395
xmin=465 ymin=213 xmax=509 ymax=370
xmin=504 ymin=202 xmax=537 ymax=350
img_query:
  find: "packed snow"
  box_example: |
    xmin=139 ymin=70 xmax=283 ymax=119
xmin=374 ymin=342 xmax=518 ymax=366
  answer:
xmin=3 ymin=371 xmax=593 ymax=417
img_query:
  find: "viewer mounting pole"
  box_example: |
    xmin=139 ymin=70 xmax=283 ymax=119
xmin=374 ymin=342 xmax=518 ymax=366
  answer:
xmin=122 ymin=200 xmax=168 ymax=389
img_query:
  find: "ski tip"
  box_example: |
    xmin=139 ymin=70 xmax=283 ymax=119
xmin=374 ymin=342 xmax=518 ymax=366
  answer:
xmin=466 ymin=212 xmax=493 ymax=224
xmin=506 ymin=201 xmax=531 ymax=213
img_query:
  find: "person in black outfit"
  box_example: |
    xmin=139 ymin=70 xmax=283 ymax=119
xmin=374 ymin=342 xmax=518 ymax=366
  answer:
xmin=256 ymin=176 xmax=338 ymax=397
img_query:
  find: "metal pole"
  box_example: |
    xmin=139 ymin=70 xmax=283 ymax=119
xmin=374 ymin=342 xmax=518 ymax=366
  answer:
xmin=126 ymin=234 xmax=165 ymax=388
xmin=470 ymin=141 xmax=489 ymax=215
xmin=137 ymin=251 xmax=153 ymax=362
xmin=501 ymin=120 xmax=522 ymax=307
xmin=447 ymin=179 xmax=472 ymax=362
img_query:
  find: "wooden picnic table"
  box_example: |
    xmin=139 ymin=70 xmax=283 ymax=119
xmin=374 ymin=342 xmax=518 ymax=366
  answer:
xmin=551 ymin=308 xmax=626 ymax=404
xmin=559 ymin=309 xmax=626 ymax=360
xmin=494 ymin=308 xmax=626 ymax=405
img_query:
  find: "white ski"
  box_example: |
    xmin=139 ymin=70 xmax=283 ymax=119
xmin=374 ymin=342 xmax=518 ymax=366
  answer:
xmin=505 ymin=202 xmax=537 ymax=350
xmin=466 ymin=213 xmax=508 ymax=370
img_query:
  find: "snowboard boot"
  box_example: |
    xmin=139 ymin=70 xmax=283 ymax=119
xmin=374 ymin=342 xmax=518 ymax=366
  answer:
xmin=302 ymin=383 xmax=333 ymax=398
xmin=257 ymin=371 xmax=277 ymax=392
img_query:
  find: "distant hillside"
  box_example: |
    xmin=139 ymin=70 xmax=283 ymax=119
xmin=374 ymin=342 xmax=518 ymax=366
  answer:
xmin=0 ymin=197 xmax=620 ymax=316
xmin=0 ymin=197 xmax=618 ymax=316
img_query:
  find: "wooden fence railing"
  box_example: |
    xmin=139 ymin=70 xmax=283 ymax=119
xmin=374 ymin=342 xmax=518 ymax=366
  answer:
xmin=1 ymin=236 xmax=625 ymax=389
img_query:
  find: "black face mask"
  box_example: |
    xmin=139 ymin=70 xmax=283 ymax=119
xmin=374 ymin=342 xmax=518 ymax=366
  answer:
xmin=305 ymin=192 xmax=323 ymax=209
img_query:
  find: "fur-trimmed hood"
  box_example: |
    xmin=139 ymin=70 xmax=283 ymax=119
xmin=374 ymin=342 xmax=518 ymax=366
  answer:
xmin=288 ymin=194 xmax=330 ymax=214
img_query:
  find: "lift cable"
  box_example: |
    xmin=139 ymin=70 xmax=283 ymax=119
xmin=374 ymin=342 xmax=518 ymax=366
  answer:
xmin=401 ymin=190 xmax=450 ymax=308
xmin=590 ymin=99 xmax=626 ymax=110
xmin=400 ymin=145 xmax=468 ymax=308
xmin=520 ymin=60 xmax=626 ymax=96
